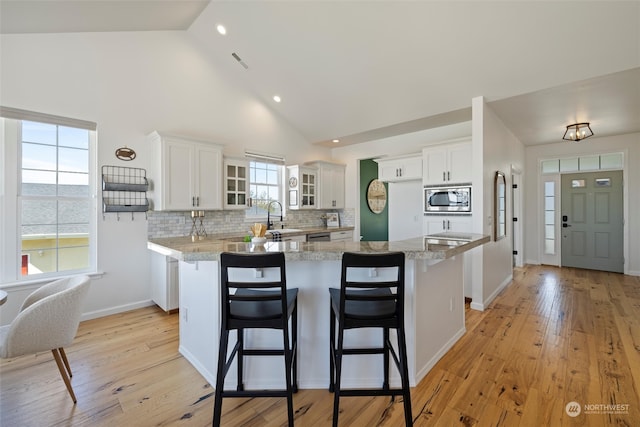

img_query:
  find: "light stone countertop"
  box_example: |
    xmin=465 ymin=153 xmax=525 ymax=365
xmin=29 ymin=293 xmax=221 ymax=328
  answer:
xmin=148 ymin=232 xmax=490 ymax=262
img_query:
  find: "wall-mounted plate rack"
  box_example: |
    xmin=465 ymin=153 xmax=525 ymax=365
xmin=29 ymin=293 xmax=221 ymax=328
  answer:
xmin=102 ymin=165 xmax=149 ymax=219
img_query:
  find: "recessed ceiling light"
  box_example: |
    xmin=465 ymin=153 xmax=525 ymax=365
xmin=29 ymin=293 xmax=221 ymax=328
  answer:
xmin=332 ymin=139 xmax=340 ymax=143
xmin=273 ymin=95 xmax=281 ymax=103
xmin=216 ymin=25 xmax=227 ymax=35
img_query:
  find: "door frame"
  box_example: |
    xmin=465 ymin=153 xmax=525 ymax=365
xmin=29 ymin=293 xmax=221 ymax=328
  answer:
xmin=511 ymin=165 xmax=523 ymax=267
xmin=537 ymin=151 xmax=629 ymax=274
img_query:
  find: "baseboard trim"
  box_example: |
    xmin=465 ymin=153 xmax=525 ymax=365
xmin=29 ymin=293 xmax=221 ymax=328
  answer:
xmin=414 ymin=326 xmax=466 ymax=385
xmin=81 ymin=300 xmax=156 ymax=321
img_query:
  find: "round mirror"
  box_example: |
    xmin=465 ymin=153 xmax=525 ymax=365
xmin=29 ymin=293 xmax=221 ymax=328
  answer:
xmin=366 ymin=179 xmax=387 ymax=214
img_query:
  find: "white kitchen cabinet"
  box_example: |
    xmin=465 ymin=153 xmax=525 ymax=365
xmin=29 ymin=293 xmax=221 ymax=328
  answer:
xmin=330 ymin=230 xmax=353 ymax=242
xmin=375 ymin=154 xmax=422 ymax=182
xmin=149 ymin=251 xmax=179 ymax=312
xmin=306 ymin=161 xmax=345 ymax=209
xmin=423 ymin=141 xmax=472 ymax=185
xmin=423 ymin=215 xmax=472 ymax=235
xmin=287 ymin=165 xmax=317 ymax=209
xmin=224 ymin=157 xmax=249 ymax=210
xmin=148 ymin=131 xmax=223 ymax=211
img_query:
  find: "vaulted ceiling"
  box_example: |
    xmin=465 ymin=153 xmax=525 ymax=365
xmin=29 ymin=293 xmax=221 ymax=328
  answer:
xmin=2 ymin=0 xmax=639 ymax=147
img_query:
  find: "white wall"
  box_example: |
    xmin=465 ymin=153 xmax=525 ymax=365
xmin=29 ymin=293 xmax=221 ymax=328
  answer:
xmin=523 ymin=132 xmax=640 ymax=275
xmin=0 ymin=30 xmax=330 ymax=322
xmin=471 ymin=97 xmax=525 ymax=310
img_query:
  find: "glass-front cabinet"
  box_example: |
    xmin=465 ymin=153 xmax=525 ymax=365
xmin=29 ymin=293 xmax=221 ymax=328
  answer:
xmin=224 ymin=157 xmax=249 ymax=209
xmin=287 ymin=165 xmax=317 ymax=209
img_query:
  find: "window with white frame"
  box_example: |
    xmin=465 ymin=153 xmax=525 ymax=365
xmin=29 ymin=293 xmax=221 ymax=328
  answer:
xmin=247 ymin=160 xmax=284 ymax=218
xmin=1 ymin=107 xmax=97 ymax=281
xmin=543 ymin=180 xmax=556 ymax=255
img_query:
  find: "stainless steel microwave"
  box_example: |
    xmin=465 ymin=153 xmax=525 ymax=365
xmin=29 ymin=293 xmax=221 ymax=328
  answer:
xmin=424 ymin=185 xmax=471 ymax=214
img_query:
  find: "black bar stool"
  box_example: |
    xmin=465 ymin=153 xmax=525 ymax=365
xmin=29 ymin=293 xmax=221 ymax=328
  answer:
xmin=213 ymin=252 xmax=298 ymax=426
xmin=328 ymin=251 xmax=412 ymax=426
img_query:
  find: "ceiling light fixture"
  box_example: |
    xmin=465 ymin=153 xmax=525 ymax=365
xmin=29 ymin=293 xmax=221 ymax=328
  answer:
xmin=332 ymin=139 xmax=340 ymax=143
xmin=273 ymin=95 xmax=281 ymax=103
xmin=563 ymin=122 xmax=593 ymax=142
xmin=216 ymin=25 xmax=226 ymax=35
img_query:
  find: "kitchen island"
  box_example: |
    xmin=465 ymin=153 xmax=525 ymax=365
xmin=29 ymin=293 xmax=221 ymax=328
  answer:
xmin=148 ymin=234 xmax=489 ymax=390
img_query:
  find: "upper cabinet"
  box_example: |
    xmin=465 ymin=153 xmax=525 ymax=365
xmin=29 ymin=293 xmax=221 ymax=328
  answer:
xmin=422 ymin=140 xmax=472 ymax=185
xmin=224 ymin=157 xmax=249 ymax=210
xmin=148 ymin=131 xmax=223 ymax=211
xmin=287 ymin=165 xmax=317 ymax=210
xmin=305 ymin=161 xmax=345 ymax=209
xmin=375 ymin=154 xmax=422 ymax=182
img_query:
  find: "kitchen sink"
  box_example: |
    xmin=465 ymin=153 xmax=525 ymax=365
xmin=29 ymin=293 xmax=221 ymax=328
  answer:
xmin=424 ymin=238 xmax=463 ymax=247
xmin=425 ymin=232 xmax=474 ymax=241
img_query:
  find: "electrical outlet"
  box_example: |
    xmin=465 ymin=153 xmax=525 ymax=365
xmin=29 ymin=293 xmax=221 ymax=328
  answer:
xmin=183 ymin=307 xmax=188 ymax=322
xmin=369 ymin=268 xmax=377 ymax=277
xmin=449 ymin=298 xmax=454 ymax=312
xmin=255 ymin=268 xmax=263 ymax=278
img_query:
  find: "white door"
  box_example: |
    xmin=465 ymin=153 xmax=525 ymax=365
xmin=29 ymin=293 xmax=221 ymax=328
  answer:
xmin=561 ymin=171 xmax=623 ymax=273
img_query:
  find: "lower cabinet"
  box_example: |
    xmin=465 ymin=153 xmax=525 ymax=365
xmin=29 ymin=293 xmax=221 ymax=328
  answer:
xmin=150 ymin=251 xmax=179 ymax=312
xmin=423 ymin=216 xmax=472 ymax=235
xmin=330 ymin=230 xmax=353 ymax=242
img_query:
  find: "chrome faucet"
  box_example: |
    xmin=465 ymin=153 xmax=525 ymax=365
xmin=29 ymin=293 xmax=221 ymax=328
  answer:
xmin=266 ymin=200 xmax=283 ymax=230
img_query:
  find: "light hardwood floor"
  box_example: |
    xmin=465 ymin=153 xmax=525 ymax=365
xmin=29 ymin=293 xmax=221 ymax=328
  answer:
xmin=1 ymin=265 xmax=639 ymax=426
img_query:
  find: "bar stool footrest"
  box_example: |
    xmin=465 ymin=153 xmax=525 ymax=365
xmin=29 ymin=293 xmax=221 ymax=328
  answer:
xmin=243 ymin=349 xmax=287 ymax=356
xmin=219 ymin=389 xmax=293 ymax=398
xmin=338 ymin=388 xmax=408 ymax=397
xmin=340 ymin=347 xmax=385 ymax=355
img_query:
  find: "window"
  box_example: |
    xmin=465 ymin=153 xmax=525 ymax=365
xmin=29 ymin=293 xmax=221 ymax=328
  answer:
xmin=20 ymin=121 xmax=92 ymax=276
xmin=247 ymin=160 xmax=283 ymax=217
xmin=1 ymin=107 xmax=97 ymax=282
xmin=543 ymin=180 xmax=555 ymax=255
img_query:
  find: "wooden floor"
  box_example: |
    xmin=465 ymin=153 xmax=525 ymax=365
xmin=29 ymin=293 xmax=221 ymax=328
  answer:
xmin=1 ymin=265 xmax=639 ymax=426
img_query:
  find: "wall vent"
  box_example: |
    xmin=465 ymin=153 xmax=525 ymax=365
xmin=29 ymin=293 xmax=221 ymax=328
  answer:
xmin=231 ymin=52 xmax=249 ymax=69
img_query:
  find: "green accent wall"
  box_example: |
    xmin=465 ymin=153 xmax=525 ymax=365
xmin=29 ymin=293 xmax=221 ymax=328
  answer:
xmin=359 ymin=159 xmax=388 ymax=241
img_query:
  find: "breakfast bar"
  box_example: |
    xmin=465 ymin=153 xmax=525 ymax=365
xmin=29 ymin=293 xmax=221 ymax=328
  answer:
xmin=148 ymin=234 xmax=489 ymax=390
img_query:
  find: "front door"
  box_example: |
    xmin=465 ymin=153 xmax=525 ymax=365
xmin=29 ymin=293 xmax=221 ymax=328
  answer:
xmin=561 ymin=171 xmax=623 ymax=273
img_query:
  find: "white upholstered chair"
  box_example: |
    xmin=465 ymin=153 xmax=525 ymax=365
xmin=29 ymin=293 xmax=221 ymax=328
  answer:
xmin=0 ymin=275 xmax=91 ymax=403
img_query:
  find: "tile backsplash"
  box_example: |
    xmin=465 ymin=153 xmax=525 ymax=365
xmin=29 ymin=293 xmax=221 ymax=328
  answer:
xmin=148 ymin=208 xmax=354 ymax=239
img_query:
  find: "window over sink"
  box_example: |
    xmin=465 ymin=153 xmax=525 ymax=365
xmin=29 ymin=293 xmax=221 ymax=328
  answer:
xmin=246 ymin=160 xmax=284 ymax=219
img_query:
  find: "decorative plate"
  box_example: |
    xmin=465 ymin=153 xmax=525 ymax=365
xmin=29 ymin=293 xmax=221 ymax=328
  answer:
xmin=366 ymin=179 xmax=387 ymax=214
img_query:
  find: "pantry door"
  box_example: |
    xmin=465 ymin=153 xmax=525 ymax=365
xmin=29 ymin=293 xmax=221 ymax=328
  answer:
xmin=560 ymin=171 xmax=623 ymax=273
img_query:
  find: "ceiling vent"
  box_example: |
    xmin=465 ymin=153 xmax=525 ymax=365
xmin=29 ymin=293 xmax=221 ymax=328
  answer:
xmin=231 ymin=52 xmax=248 ymax=69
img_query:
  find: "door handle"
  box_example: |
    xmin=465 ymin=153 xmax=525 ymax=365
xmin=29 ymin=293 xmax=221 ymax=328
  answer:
xmin=562 ymin=223 xmax=571 ymax=228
